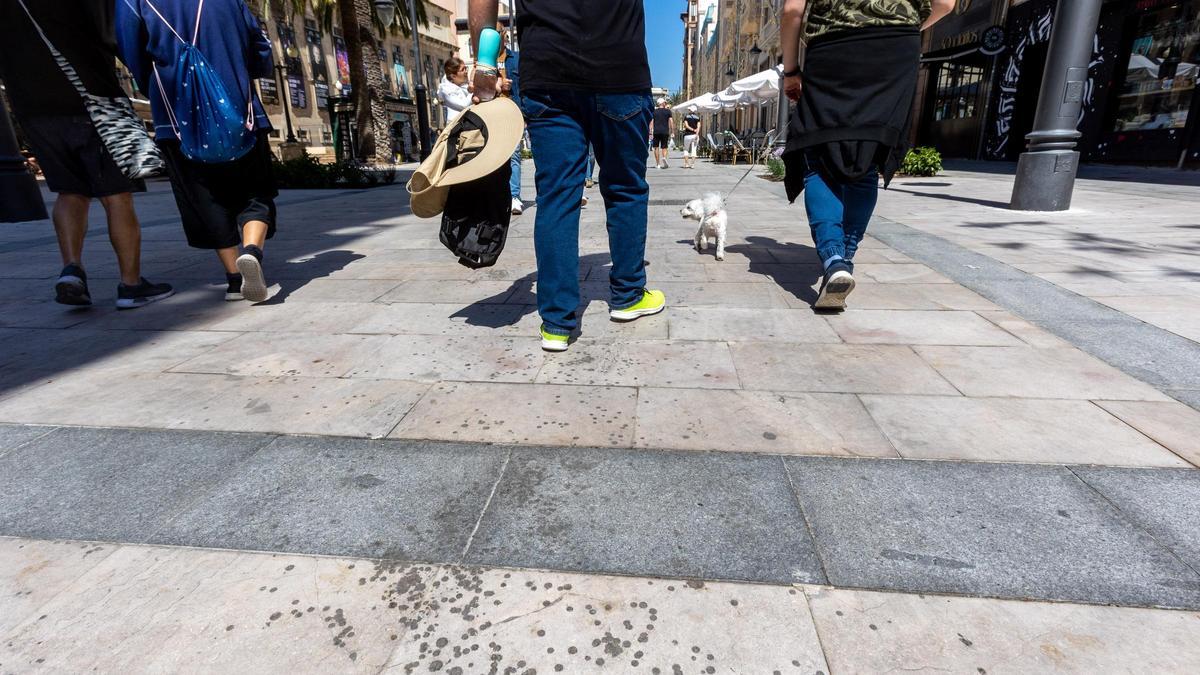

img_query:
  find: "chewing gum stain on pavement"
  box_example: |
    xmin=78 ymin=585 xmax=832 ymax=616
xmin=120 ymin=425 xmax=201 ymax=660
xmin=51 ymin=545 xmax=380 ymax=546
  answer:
xmin=254 ymin=560 xmax=817 ymax=673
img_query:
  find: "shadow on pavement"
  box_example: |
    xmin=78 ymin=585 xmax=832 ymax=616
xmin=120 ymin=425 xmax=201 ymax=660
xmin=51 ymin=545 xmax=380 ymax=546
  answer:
xmin=734 ymin=236 xmax=823 ymax=306
xmin=451 ymin=253 xmax=620 ymax=330
xmin=887 ymin=187 xmax=1011 ymax=210
xmin=258 ymin=250 xmax=367 ymax=305
xmin=0 ymin=183 xmax=412 ymax=401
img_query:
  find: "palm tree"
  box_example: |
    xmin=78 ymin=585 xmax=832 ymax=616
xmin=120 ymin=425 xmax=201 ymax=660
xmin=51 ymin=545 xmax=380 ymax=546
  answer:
xmin=261 ymin=0 xmax=428 ymax=164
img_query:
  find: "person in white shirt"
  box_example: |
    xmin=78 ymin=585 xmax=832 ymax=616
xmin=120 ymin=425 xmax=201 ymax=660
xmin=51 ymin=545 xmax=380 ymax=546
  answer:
xmin=437 ymin=56 xmax=472 ymax=125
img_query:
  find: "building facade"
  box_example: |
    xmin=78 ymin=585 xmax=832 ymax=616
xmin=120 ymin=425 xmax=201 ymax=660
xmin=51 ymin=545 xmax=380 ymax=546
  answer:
xmin=917 ymin=0 xmax=1200 ymax=166
xmin=682 ymin=0 xmax=784 ymax=137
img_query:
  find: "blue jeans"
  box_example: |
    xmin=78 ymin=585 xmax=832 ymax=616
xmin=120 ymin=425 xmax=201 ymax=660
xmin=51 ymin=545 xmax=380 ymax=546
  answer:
xmin=803 ymin=167 xmax=879 ymax=270
xmin=520 ymin=88 xmax=653 ymax=336
xmin=509 ymin=147 xmax=522 ymax=200
xmin=586 ymin=144 xmax=595 ymax=181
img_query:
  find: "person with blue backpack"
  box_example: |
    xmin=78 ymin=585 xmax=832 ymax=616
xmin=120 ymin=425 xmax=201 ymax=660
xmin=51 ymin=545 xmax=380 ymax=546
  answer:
xmin=116 ymin=0 xmax=278 ymax=303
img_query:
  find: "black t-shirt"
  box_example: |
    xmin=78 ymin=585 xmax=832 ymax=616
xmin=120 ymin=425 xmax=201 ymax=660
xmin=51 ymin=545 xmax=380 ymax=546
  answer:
xmin=684 ymin=114 xmax=700 ymax=134
xmin=515 ymin=0 xmax=651 ymax=92
xmin=652 ymin=108 xmax=672 ymax=135
xmin=0 ymin=0 xmax=124 ymax=117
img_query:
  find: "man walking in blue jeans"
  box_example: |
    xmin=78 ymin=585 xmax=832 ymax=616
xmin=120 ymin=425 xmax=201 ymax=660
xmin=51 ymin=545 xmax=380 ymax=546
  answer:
xmin=469 ymin=0 xmax=665 ymax=352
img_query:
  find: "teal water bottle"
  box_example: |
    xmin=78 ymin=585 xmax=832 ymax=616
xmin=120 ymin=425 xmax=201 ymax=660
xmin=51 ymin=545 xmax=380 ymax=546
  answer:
xmin=477 ymin=27 xmax=501 ymax=68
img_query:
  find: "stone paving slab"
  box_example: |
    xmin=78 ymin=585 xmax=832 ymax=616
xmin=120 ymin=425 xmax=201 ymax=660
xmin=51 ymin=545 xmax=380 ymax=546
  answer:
xmin=828 ymin=309 xmax=1024 ymax=346
xmin=633 ymin=388 xmax=897 ymax=457
xmin=0 ymin=538 xmax=117 ymax=635
xmin=150 ymin=435 xmax=507 ymax=561
xmin=464 ymin=447 xmax=827 ymax=585
xmin=0 ymin=427 xmax=273 ymax=542
xmin=1094 ymin=400 xmax=1200 ymax=467
xmin=807 ymin=586 xmax=1200 ymax=674
xmin=1072 ymin=466 xmax=1200 ymax=572
xmin=389 ymin=381 xmax=638 ymax=448
xmin=785 ymin=457 xmax=1200 ymax=609
xmin=535 ymin=340 xmax=741 ymax=389
xmin=860 ymin=394 xmax=1190 ymax=466
xmin=0 ymin=423 xmax=55 ymax=457
xmin=730 ymin=343 xmax=960 ymax=395
xmin=914 ymin=345 xmax=1173 ymax=401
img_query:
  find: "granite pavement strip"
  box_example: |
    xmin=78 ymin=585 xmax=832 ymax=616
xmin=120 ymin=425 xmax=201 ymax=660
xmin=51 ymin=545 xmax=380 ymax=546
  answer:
xmin=2 ymin=163 xmax=1200 ymax=669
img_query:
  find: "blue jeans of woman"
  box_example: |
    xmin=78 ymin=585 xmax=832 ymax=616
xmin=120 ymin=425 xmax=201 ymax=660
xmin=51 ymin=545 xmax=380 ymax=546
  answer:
xmin=519 ymin=89 xmax=653 ymax=336
xmin=509 ymin=146 xmax=522 ymax=200
xmin=803 ymin=167 xmax=879 ymax=270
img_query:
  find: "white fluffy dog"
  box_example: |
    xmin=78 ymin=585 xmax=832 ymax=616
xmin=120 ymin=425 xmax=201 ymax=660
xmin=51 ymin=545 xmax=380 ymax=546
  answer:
xmin=681 ymin=193 xmax=728 ymax=261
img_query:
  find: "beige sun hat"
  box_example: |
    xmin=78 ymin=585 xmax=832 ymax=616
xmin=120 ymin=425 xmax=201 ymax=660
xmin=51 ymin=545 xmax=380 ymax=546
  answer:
xmin=407 ymin=96 xmax=525 ymax=218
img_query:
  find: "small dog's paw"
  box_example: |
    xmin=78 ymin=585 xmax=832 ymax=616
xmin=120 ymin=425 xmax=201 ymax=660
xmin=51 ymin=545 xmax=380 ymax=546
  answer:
xmin=715 ymin=254 xmax=725 ymax=261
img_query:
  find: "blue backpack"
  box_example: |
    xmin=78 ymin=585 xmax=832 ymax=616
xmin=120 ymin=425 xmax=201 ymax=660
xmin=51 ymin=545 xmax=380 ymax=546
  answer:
xmin=144 ymin=0 xmax=256 ymax=163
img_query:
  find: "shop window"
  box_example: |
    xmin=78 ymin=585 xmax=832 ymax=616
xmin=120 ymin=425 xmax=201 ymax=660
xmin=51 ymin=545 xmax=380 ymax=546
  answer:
xmin=933 ymin=63 xmax=984 ymax=121
xmin=1111 ymin=1 xmax=1199 ymax=132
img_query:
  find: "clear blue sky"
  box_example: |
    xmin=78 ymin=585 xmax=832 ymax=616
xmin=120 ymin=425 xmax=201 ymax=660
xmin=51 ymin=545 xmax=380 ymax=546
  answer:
xmin=644 ymin=0 xmax=686 ymax=93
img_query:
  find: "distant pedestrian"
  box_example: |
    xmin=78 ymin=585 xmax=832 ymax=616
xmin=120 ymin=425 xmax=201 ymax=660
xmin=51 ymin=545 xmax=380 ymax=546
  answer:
xmin=651 ymin=98 xmax=674 ymax=169
xmin=499 ymin=28 xmax=524 ymax=215
xmin=470 ymin=0 xmax=665 ymax=352
xmin=438 ymin=56 xmax=472 ymax=125
xmin=585 ymin=144 xmax=596 ymax=188
xmin=781 ymin=0 xmax=953 ymax=309
xmin=117 ymin=0 xmax=278 ymax=304
xmin=0 ymin=0 xmax=173 ymax=309
xmin=682 ymin=105 xmax=701 ymax=169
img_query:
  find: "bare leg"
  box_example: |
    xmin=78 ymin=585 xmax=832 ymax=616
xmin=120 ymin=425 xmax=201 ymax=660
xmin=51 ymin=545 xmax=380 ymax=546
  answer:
xmin=242 ymin=220 xmax=268 ymax=249
xmin=98 ymin=192 xmax=142 ymax=286
xmin=216 ymin=247 xmax=238 ymax=274
xmin=52 ymin=193 xmax=91 ymax=267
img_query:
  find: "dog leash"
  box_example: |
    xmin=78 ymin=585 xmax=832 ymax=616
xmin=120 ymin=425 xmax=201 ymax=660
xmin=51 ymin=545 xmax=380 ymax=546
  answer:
xmin=725 ymin=162 xmax=760 ymax=197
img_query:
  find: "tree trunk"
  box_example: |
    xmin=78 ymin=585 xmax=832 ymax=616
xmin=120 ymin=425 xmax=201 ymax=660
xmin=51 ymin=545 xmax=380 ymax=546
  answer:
xmin=338 ymin=0 xmax=392 ymax=164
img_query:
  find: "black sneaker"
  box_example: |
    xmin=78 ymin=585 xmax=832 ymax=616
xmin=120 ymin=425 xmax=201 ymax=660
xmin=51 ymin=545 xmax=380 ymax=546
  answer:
xmin=225 ymin=273 xmax=244 ymax=301
xmin=236 ymin=245 xmax=268 ymax=303
xmin=116 ymin=277 xmax=175 ymax=309
xmin=814 ymin=261 xmax=856 ymax=311
xmin=55 ymin=263 xmax=91 ymax=306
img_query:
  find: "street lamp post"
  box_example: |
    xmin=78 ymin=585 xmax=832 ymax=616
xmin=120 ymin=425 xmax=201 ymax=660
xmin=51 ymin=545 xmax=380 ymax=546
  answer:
xmin=0 ymin=91 xmax=47 ymax=223
xmin=411 ymin=35 xmax=432 ymax=160
xmin=377 ymin=0 xmax=432 ymax=160
xmin=274 ymin=63 xmax=298 ymax=144
xmin=1009 ymin=0 xmax=1103 ymax=211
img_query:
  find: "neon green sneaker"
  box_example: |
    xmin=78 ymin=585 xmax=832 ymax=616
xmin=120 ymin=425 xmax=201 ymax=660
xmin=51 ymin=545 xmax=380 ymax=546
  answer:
xmin=610 ymin=289 xmax=666 ymax=322
xmin=540 ymin=326 xmax=570 ymax=352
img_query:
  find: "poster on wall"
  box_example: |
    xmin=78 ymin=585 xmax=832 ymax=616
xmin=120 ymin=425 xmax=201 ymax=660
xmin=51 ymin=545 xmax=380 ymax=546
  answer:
xmin=982 ymin=0 xmax=1109 ymax=161
xmin=289 ymin=75 xmax=307 ymax=109
xmin=334 ymin=34 xmax=352 ymax=94
xmin=259 ymin=76 xmax=279 ymax=105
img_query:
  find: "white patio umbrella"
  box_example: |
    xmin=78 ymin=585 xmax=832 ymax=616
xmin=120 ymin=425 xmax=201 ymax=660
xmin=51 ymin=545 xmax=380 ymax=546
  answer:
xmin=715 ymin=89 xmax=750 ymax=109
xmin=726 ymin=65 xmax=782 ymax=102
xmin=673 ymin=93 xmax=723 ymax=112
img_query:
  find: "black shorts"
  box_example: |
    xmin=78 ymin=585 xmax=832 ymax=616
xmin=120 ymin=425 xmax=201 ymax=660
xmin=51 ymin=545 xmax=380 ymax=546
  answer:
xmin=652 ymin=133 xmax=670 ymax=149
xmin=159 ymin=131 xmax=278 ymax=250
xmin=19 ymin=115 xmax=144 ymax=198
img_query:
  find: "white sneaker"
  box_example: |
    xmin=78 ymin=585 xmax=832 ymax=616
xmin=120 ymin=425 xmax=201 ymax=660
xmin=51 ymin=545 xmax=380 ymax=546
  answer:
xmin=236 ymin=253 xmax=268 ymax=303
xmin=662 ymin=158 xmax=669 ymax=169
xmin=511 ymin=198 xmax=524 ymax=215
